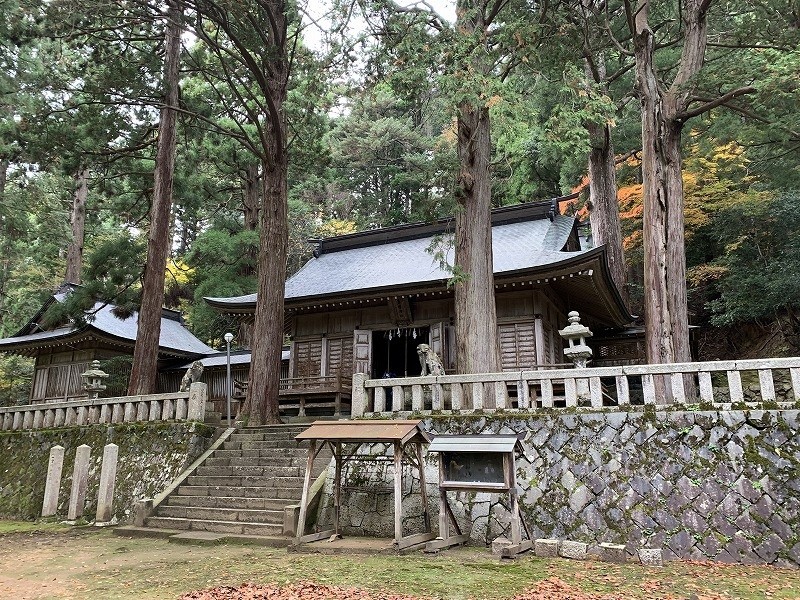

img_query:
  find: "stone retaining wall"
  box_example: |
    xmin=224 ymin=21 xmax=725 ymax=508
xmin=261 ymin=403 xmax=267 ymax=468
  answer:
xmin=317 ymin=410 xmax=799 ymax=567
xmin=0 ymin=422 xmax=214 ymax=522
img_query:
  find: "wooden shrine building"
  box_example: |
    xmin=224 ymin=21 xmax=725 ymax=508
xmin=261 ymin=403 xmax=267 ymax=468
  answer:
xmin=0 ymin=285 xmax=215 ymax=402
xmin=206 ymin=200 xmax=635 ymax=414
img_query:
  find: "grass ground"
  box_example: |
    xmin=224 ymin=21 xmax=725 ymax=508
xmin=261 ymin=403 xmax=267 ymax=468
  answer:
xmin=0 ymin=522 xmax=797 ymax=600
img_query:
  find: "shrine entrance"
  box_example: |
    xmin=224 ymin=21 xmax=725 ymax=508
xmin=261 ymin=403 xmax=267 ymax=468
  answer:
xmin=371 ymin=326 xmax=429 ymax=378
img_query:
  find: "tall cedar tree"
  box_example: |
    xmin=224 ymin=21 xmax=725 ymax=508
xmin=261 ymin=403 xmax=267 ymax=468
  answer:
xmin=582 ymin=53 xmax=628 ymax=304
xmin=627 ymin=0 xmax=755 ymax=366
xmin=128 ymin=1 xmax=182 ymax=395
xmin=190 ymin=0 xmax=289 ymax=425
xmin=453 ymin=0 xmax=502 ymax=375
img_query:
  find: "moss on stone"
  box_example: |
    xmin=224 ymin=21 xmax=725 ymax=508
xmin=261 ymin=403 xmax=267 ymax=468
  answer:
xmin=0 ymin=422 xmax=213 ymax=523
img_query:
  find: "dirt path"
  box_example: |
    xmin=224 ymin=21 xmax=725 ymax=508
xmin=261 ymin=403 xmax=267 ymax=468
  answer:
xmin=0 ymin=527 xmax=798 ymax=600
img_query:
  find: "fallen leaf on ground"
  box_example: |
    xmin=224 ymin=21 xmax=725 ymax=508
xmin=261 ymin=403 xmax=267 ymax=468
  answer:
xmin=179 ymin=580 xmax=426 ymax=600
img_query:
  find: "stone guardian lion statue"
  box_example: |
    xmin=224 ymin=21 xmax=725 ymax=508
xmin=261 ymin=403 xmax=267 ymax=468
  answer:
xmin=180 ymin=360 xmax=204 ymax=391
xmin=417 ymin=343 xmax=445 ymax=376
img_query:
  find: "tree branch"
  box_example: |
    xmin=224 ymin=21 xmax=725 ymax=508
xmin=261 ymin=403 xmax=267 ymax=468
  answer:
xmin=678 ymin=85 xmax=756 ymax=121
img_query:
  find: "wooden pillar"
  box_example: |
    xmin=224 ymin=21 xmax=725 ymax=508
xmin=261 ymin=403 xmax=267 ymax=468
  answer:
xmin=534 ymin=313 xmax=546 ymax=366
xmin=438 ymin=453 xmax=448 ymax=539
xmin=295 ymin=439 xmax=316 ymax=541
xmin=394 ymin=441 xmax=403 ymax=543
xmin=508 ymin=454 xmax=521 ymax=544
xmin=415 ymin=443 xmax=431 ymax=532
xmin=333 ymin=442 xmax=342 ymax=536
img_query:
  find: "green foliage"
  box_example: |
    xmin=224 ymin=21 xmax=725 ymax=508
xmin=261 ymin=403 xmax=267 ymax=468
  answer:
xmin=0 ymin=170 xmax=71 ymax=335
xmin=43 ymin=231 xmax=146 ymax=328
xmin=182 ymin=227 xmax=258 ymax=346
xmin=326 ymin=84 xmax=453 ymax=227
xmin=0 ymin=355 xmax=33 ymax=407
xmin=98 ymin=355 xmax=132 ymax=398
xmin=491 ymin=66 xmax=623 ymax=201
xmin=700 ymin=191 xmax=800 ymax=327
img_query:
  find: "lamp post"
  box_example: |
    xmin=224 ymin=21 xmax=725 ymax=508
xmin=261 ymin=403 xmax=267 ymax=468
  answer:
xmin=224 ymin=332 xmax=234 ymax=427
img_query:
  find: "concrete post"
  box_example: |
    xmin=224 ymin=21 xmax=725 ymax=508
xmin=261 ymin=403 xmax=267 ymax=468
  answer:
xmin=133 ymin=498 xmax=153 ymax=527
xmin=187 ymin=382 xmax=207 ymax=421
xmin=67 ymin=445 xmax=91 ymax=521
xmin=95 ymin=443 xmax=118 ymax=523
xmin=42 ymin=445 xmax=65 ymax=517
xmin=351 ymin=373 xmax=367 ymax=417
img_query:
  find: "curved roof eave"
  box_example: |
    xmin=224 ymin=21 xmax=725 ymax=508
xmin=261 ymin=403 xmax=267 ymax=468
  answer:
xmin=0 ymin=324 xmax=211 ymax=359
xmin=497 ymin=246 xmax=634 ymax=326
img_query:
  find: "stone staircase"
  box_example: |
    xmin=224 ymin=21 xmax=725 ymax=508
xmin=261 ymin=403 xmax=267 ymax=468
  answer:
xmin=124 ymin=424 xmax=330 ymax=544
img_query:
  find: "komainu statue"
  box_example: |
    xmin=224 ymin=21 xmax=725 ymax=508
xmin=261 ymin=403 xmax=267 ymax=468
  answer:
xmin=180 ymin=360 xmax=204 ymax=391
xmin=417 ymin=343 xmax=445 ymax=376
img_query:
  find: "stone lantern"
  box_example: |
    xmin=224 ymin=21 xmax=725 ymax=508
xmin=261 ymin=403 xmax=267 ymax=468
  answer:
xmin=559 ymin=311 xmax=593 ymax=369
xmin=81 ymin=360 xmax=109 ymax=399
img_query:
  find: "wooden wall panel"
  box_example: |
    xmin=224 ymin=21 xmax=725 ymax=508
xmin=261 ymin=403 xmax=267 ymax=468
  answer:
xmin=496 ymin=291 xmax=535 ymax=320
xmin=412 ymin=299 xmax=451 ymax=323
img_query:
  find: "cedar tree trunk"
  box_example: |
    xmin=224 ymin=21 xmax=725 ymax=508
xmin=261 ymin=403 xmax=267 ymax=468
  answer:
xmin=128 ymin=1 xmax=181 ymax=395
xmin=453 ymin=0 xmax=500 ymax=374
xmin=631 ymin=0 xmax=711 ymax=367
xmin=65 ymin=167 xmax=89 ymax=285
xmin=239 ymin=2 xmax=289 ymax=426
xmin=584 ymin=51 xmax=627 ymax=303
xmin=586 ymin=120 xmax=628 ymax=306
xmin=243 ymin=164 xmax=260 ymax=232
xmin=0 ymin=159 xmax=10 ymax=327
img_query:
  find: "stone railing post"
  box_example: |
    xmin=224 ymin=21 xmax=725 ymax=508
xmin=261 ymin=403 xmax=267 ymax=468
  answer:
xmin=187 ymin=382 xmax=207 ymax=421
xmin=351 ymin=373 xmax=367 ymax=417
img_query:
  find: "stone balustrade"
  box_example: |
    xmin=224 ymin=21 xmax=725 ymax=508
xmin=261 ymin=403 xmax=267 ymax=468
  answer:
xmin=351 ymin=358 xmax=800 ymax=417
xmin=0 ymin=382 xmax=207 ymax=432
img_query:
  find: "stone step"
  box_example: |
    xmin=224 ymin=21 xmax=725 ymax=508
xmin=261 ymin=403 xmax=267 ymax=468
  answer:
xmin=195 ymin=465 xmax=304 ymax=478
xmin=144 ymin=516 xmax=283 ymax=537
xmin=239 ymin=425 xmax=309 ymax=433
xmin=177 ymin=485 xmax=303 ymax=500
xmin=204 ymin=411 xmax=222 ymax=426
xmin=204 ymin=456 xmax=304 ymax=468
xmin=167 ymin=495 xmax=289 ymax=511
xmin=115 ymin=526 xmax=291 ymax=548
xmin=156 ymin=505 xmax=283 ymax=524
xmin=223 ymin=440 xmax=305 ymax=451
xmin=168 ymin=531 xmax=290 ymax=548
xmin=212 ymin=448 xmax=327 ymax=461
xmin=187 ymin=475 xmax=305 ymax=488
xmin=229 ymin=429 xmax=308 ymax=442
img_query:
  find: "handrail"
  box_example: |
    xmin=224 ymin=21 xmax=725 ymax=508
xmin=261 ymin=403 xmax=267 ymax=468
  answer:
xmin=351 ymin=357 xmax=800 ymax=416
xmin=0 ymin=383 xmax=208 ymax=432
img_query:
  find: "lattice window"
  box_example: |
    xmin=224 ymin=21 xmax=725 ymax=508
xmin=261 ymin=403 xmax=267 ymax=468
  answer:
xmin=499 ymin=322 xmax=537 ymax=371
xmin=293 ymin=340 xmax=322 ymax=377
xmin=326 ymin=336 xmax=354 ymax=377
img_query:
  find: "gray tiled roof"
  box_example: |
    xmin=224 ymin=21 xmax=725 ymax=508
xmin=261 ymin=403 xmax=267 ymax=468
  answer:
xmin=209 ymin=215 xmax=585 ymax=305
xmin=0 ymin=301 xmax=215 ymax=357
xmin=173 ymin=350 xmax=290 ymax=370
